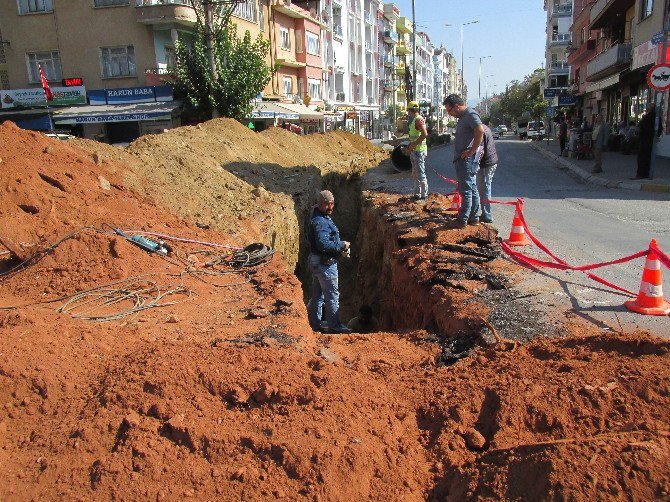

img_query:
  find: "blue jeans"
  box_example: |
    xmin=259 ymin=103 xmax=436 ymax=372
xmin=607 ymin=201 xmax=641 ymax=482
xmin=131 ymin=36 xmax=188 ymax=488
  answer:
xmin=477 ymin=163 xmax=497 ymax=221
xmin=455 ymin=157 xmax=480 ymax=223
xmin=410 ymin=151 xmax=428 ymax=198
xmin=307 ymin=253 xmax=341 ymax=330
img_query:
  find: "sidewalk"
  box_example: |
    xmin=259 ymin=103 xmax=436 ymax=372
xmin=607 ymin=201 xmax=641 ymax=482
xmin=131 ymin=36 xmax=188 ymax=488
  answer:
xmin=529 ymin=138 xmax=670 ymax=193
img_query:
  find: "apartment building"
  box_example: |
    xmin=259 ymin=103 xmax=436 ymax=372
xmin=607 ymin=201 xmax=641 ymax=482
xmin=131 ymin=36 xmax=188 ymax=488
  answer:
xmin=567 ymin=0 xmax=597 ymax=103
xmin=0 ymin=0 xmax=283 ymax=141
xmin=544 ymin=0 xmax=573 ymax=94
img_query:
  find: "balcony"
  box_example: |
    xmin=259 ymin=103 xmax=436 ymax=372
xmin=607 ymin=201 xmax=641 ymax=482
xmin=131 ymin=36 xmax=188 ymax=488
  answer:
xmin=277 ymin=57 xmax=307 ymax=69
xmin=395 ymin=41 xmax=411 ymax=56
xmin=383 ymin=3 xmax=400 ymax=21
xmin=590 ymin=0 xmax=635 ymax=30
xmin=567 ymin=38 xmax=596 ymax=64
xmin=135 ymin=0 xmax=196 ymax=27
xmin=270 ymin=0 xmax=328 ymax=28
xmin=550 ymin=33 xmax=570 ymax=46
xmin=383 ymin=53 xmax=394 ymax=66
xmin=383 ymin=30 xmax=398 ymax=44
xmin=548 ymin=61 xmax=569 ymax=75
xmin=396 ymin=16 xmax=413 ymax=34
xmin=394 ymin=63 xmax=406 ymax=75
xmin=586 ymin=42 xmax=631 ymax=80
xmin=552 ymin=3 xmax=572 ymax=17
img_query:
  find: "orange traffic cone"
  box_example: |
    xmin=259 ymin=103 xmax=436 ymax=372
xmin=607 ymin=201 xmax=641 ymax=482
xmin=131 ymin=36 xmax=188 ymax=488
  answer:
xmin=625 ymin=242 xmax=670 ymax=315
xmin=447 ymin=192 xmax=460 ymax=212
xmin=504 ymin=206 xmax=531 ymax=246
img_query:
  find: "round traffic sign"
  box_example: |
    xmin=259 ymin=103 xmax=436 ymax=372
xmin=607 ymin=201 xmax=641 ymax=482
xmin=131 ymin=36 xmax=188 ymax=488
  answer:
xmin=647 ymin=63 xmax=670 ymax=91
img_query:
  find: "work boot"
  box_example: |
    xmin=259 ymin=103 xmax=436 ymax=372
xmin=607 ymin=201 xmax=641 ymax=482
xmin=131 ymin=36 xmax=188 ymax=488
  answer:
xmin=326 ymin=325 xmax=352 ymax=334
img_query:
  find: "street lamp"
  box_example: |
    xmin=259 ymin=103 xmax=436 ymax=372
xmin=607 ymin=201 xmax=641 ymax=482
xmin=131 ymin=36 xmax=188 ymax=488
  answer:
xmin=446 ymin=20 xmax=478 ymax=96
xmin=469 ymin=55 xmax=492 ymax=107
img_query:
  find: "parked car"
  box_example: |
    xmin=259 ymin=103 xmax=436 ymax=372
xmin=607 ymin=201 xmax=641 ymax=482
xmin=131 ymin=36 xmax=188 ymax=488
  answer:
xmin=527 ymin=120 xmax=545 ymax=140
xmin=499 ymin=125 xmax=508 ymax=133
xmin=517 ymin=120 xmax=529 ymax=139
xmin=492 ymin=126 xmax=501 ymax=139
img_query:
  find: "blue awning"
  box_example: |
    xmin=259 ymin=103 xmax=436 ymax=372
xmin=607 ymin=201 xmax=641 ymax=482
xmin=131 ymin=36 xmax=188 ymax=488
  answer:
xmin=53 ymin=101 xmax=181 ymax=125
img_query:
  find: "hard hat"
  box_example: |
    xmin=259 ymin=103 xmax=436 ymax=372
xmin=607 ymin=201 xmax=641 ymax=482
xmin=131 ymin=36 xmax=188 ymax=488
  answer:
xmin=407 ymin=101 xmax=419 ymax=110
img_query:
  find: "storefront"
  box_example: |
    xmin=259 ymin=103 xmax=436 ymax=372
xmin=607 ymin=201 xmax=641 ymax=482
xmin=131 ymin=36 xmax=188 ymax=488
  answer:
xmin=0 ymin=85 xmax=87 ymax=132
xmin=248 ymin=101 xmax=324 ymax=133
xmin=52 ymin=85 xmax=180 ymax=144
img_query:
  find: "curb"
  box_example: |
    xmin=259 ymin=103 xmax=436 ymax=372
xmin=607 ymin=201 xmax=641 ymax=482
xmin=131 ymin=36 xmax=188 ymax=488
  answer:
xmin=529 ymin=142 xmax=670 ymax=193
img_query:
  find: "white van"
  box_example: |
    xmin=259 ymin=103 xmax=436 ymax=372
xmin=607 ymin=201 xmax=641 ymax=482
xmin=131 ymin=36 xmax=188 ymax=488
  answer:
xmin=527 ymin=121 xmax=545 ymax=140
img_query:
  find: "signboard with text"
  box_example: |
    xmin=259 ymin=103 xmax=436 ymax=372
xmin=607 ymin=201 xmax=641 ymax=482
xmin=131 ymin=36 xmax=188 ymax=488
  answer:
xmin=543 ymin=88 xmax=558 ymax=98
xmin=558 ymin=96 xmax=577 ymax=106
xmin=0 ymin=86 xmax=87 ymax=109
xmin=88 ymin=85 xmax=174 ymax=105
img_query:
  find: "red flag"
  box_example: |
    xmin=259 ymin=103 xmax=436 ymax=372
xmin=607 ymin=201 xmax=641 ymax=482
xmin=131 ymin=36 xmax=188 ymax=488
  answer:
xmin=39 ymin=64 xmax=54 ymax=102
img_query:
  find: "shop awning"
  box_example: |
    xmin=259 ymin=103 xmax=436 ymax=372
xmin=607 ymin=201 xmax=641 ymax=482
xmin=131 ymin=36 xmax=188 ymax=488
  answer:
xmin=274 ymin=102 xmax=324 ymax=121
xmin=53 ymin=101 xmax=181 ymax=125
xmin=249 ymin=102 xmax=299 ymax=120
xmin=585 ymin=74 xmax=620 ymax=93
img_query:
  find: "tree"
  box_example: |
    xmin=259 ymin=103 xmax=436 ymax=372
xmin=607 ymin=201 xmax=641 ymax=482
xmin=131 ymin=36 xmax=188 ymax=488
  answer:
xmin=174 ymin=2 xmax=276 ymax=120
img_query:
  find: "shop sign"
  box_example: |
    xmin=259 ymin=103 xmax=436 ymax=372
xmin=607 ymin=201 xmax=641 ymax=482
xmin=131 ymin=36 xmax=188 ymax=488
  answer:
xmin=652 ymin=31 xmax=665 ymax=45
xmin=63 ymin=112 xmax=172 ymax=124
xmin=633 ymin=40 xmax=658 ymax=70
xmin=1 ymin=86 xmax=87 ymax=108
xmin=543 ymin=88 xmax=558 ymax=98
xmin=647 ymin=63 xmax=670 ymax=91
xmin=300 ymin=119 xmax=320 ymax=124
xmin=558 ymin=96 xmax=577 ymax=106
xmin=335 ymin=105 xmax=355 ymax=112
xmin=89 ymin=85 xmax=173 ymax=105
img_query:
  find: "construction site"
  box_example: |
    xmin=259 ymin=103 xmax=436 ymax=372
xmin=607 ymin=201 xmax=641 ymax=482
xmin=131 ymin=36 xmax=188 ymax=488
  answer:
xmin=1 ymin=118 xmax=669 ymax=500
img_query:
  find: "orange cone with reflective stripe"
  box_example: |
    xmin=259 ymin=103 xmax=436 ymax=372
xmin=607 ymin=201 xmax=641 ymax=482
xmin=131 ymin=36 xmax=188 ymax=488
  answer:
xmin=503 ymin=206 xmax=531 ymax=246
xmin=625 ymin=242 xmax=670 ymax=315
xmin=447 ymin=192 xmax=460 ymax=212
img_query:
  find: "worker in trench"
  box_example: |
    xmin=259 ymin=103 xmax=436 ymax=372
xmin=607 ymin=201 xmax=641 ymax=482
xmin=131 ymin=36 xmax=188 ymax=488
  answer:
xmin=306 ymin=190 xmax=352 ymax=334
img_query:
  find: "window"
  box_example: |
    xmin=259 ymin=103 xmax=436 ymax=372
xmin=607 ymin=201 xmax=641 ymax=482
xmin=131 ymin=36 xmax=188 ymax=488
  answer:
xmin=283 ymin=76 xmax=293 ymax=97
xmin=26 ymin=51 xmax=61 ymax=83
xmin=165 ymin=46 xmax=176 ymax=68
xmin=308 ymin=78 xmax=321 ymax=100
xmin=640 ymin=0 xmax=653 ymax=19
xmin=17 ymin=0 xmax=53 ymax=14
xmin=306 ymin=32 xmax=320 ymax=55
xmin=280 ymin=27 xmax=290 ymax=50
xmin=232 ymin=0 xmax=257 ymax=22
xmin=100 ymin=45 xmax=136 ymax=78
xmin=296 ymin=30 xmax=303 ymax=53
xmin=93 ymin=0 xmax=129 ymax=6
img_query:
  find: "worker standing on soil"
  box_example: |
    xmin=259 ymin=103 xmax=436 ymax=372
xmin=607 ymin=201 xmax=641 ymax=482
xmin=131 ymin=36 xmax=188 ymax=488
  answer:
xmin=405 ymin=101 xmax=429 ymax=201
xmin=444 ymin=94 xmax=485 ymax=228
xmin=478 ymin=119 xmax=499 ymax=224
xmin=307 ymin=190 xmax=352 ymax=334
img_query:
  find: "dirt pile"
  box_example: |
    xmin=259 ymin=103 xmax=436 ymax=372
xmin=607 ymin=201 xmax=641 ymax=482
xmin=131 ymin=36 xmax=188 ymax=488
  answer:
xmin=1 ymin=121 xmax=669 ymax=500
xmin=71 ymin=120 xmax=387 ymax=272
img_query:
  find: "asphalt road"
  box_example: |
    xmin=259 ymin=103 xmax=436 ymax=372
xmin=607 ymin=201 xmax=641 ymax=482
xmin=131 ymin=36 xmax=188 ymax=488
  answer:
xmin=371 ymin=136 xmax=670 ymax=336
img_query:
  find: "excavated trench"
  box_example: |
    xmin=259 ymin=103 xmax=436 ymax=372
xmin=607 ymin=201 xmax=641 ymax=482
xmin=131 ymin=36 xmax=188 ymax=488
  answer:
xmin=295 ymin=163 xmax=560 ymax=360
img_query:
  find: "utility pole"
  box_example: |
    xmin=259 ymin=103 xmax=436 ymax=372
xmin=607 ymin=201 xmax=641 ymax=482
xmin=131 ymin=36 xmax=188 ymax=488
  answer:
xmin=412 ymin=0 xmax=417 ymax=100
xmin=650 ymin=0 xmax=670 ymax=180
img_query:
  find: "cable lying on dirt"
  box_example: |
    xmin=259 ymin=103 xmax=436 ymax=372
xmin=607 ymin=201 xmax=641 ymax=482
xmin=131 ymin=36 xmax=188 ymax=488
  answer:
xmin=55 ymin=276 xmax=190 ymax=322
xmin=0 ymin=226 xmax=106 ymax=280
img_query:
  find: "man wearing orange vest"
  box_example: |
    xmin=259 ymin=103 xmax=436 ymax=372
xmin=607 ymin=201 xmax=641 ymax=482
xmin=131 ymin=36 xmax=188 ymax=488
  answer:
xmin=405 ymin=101 xmax=429 ymax=201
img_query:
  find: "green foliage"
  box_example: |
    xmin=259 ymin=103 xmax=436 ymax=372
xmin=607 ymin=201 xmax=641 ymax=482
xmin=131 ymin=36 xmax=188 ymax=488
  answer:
xmin=384 ymin=103 xmax=403 ymax=119
xmin=498 ymin=68 xmax=549 ymax=122
xmin=447 ymin=120 xmax=456 ymax=129
xmin=174 ymin=24 xmax=276 ymax=120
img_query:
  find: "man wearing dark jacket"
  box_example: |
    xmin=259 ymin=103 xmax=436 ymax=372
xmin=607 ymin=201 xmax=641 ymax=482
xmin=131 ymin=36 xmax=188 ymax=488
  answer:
xmin=478 ymin=121 xmax=499 ymax=224
xmin=307 ymin=190 xmax=352 ymax=334
xmin=633 ymin=104 xmax=662 ymax=179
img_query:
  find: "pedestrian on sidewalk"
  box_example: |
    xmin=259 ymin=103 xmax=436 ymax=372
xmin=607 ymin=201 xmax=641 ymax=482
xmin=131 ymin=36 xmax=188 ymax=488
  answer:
xmin=478 ymin=119 xmax=499 ymax=223
xmin=405 ymin=101 xmax=429 ymax=201
xmin=591 ymin=114 xmax=604 ymax=173
xmin=633 ymin=104 xmax=662 ymax=180
xmin=307 ymin=190 xmax=352 ymax=334
xmin=558 ymin=117 xmax=568 ymax=156
xmin=444 ymin=94 xmax=484 ymax=228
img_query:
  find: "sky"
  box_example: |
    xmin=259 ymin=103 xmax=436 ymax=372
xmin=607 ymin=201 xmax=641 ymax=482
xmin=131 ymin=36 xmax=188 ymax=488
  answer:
xmin=390 ymin=0 xmax=547 ymax=106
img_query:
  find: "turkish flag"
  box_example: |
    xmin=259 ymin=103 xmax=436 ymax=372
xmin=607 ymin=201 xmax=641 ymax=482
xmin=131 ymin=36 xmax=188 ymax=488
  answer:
xmin=38 ymin=64 xmax=54 ymax=102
